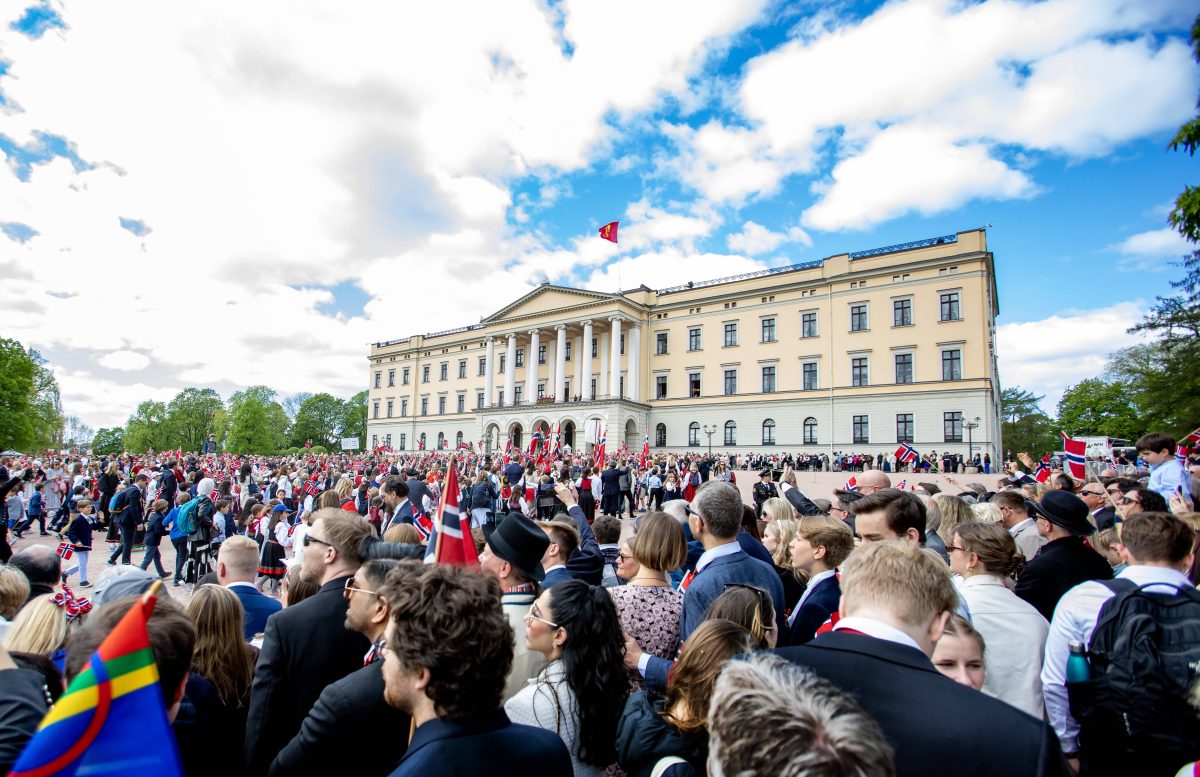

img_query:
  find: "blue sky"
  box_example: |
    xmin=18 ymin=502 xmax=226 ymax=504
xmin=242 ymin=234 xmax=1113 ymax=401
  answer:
xmin=0 ymin=0 xmax=1196 ymax=428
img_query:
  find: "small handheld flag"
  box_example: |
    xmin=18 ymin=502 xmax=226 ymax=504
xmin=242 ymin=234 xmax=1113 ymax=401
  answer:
xmin=599 ymin=221 xmax=619 ymax=243
xmin=11 ymin=582 xmax=183 ymax=777
xmin=1034 ymin=454 xmax=1051 ymax=483
xmin=1060 ymin=432 xmax=1087 ymax=479
xmin=56 ymin=542 xmax=75 ymax=561
xmin=430 ymin=459 xmax=478 ymax=567
xmin=843 ymin=476 xmax=859 ymax=492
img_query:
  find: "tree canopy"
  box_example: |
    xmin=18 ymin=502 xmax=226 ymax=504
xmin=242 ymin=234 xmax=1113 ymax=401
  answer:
xmin=0 ymin=338 xmax=64 ymax=451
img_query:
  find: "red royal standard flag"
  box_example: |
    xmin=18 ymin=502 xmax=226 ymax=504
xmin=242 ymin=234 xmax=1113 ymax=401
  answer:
xmin=598 ymin=221 xmax=619 ymax=243
xmin=433 ymin=465 xmax=477 ymax=566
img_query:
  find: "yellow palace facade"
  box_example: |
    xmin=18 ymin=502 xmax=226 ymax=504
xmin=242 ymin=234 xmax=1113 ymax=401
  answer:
xmin=366 ymin=229 xmax=1002 ymax=461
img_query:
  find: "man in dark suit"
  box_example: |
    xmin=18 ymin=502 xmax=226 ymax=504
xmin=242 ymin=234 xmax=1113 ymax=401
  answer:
xmin=244 ymin=509 xmax=374 ymax=774
xmin=379 ymin=562 xmax=572 ymax=776
xmin=542 ymin=483 xmax=604 ymax=586
xmin=774 ymin=542 xmax=1069 ymax=777
xmin=159 ymin=461 xmax=179 ymax=506
xmin=1014 ymin=491 xmax=1112 ymax=621
xmin=786 ymin=516 xmax=854 ymax=645
xmin=599 ymin=460 xmax=624 ymax=517
xmin=216 ymin=535 xmax=281 ymax=640
xmin=107 ymin=473 xmax=147 ymax=565
xmin=404 ymin=469 xmax=432 ymax=517
xmin=270 ymin=558 xmax=409 ymax=776
xmin=1078 ymin=482 xmax=1118 ymax=532
xmin=380 ymin=476 xmax=413 ymax=531
xmin=503 ymin=460 xmax=525 ymax=490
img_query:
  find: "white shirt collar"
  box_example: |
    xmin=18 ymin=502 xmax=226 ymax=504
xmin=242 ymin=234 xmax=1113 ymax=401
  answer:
xmin=1119 ymin=564 xmax=1193 ymax=590
xmin=695 ymin=540 xmax=742 ymax=572
xmin=833 ymin=615 xmax=923 ymax=653
xmin=789 ymin=568 xmax=837 ymax=625
xmin=226 ymin=581 xmax=257 ymax=590
xmin=543 ymin=563 xmax=567 ymax=574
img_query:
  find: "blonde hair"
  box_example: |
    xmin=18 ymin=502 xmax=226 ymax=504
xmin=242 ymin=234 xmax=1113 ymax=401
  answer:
xmin=218 ymin=535 xmax=260 ymax=578
xmin=840 ymin=542 xmax=958 ymax=628
xmin=764 ymin=518 xmax=799 ymax=568
xmin=761 ymin=497 xmax=796 ymax=523
xmin=4 ymin=594 xmax=76 ymax=654
xmin=383 ymin=524 xmax=421 ymax=544
xmin=335 ymin=477 xmax=353 ymax=501
xmin=970 ymin=502 xmax=1003 ymax=525
xmin=0 ymin=566 xmax=31 ymax=620
xmin=932 ymin=494 xmax=974 ymax=537
xmin=797 ymin=515 xmax=856 ymax=568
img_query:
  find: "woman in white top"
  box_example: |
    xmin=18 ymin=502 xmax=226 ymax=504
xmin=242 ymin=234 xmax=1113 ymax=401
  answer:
xmin=948 ymin=521 xmax=1049 ymax=718
xmin=505 ymin=579 xmax=627 ymax=777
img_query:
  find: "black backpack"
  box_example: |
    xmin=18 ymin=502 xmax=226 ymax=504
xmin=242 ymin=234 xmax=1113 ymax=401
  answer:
xmin=1071 ymin=578 xmax=1200 ymax=775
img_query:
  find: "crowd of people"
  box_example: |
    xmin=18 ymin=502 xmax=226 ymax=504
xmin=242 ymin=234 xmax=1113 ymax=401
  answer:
xmin=0 ymin=428 xmax=1197 ymax=776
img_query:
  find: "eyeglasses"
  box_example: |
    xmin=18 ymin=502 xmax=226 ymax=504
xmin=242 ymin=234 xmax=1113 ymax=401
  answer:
xmin=523 ymin=604 xmax=558 ymax=629
xmin=343 ymin=576 xmax=378 ymax=599
xmin=302 ymin=534 xmax=332 ymax=548
xmin=1120 ymin=496 xmax=1138 ymax=505
xmin=617 ymin=552 xmax=633 ymax=562
xmin=1080 ymin=490 xmax=1103 ymax=497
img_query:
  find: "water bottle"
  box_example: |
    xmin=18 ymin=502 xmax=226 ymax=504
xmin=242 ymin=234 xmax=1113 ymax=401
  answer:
xmin=1066 ymin=640 xmax=1091 ymax=683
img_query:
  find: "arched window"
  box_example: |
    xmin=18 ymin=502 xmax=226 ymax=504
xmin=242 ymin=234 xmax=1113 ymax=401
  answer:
xmin=419 ymin=432 xmax=427 ymax=450
xmin=688 ymin=422 xmax=700 ymax=446
xmin=455 ymin=431 xmax=464 ymax=448
xmin=437 ymin=432 xmax=446 ymax=449
xmin=656 ymin=423 xmax=667 ymax=447
xmin=762 ymin=419 xmax=776 ymax=445
xmin=724 ymin=420 xmax=736 ymax=446
xmin=803 ymin=417 xmax=818 ymax=445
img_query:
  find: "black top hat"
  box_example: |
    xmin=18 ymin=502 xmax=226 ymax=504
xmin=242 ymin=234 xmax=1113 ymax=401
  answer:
xmin=1026 ymin=490 xmax=1095 ymax=536
xmin=486 ymin=512 xmax=549 ymax=582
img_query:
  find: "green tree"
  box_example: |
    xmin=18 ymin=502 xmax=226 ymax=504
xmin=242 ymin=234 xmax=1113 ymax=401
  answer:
xmin=338 ymin=390 xmax=368 ymax=448
xmin=282 ymin=392 xmax=313 ymax=419
xmin=1056 ymin=378 xmax=1141 ymax=440
xmin=1128 ymin=12 xmax=1200 ymax=437
xmin=225 ymin=386 xmax=289 ymax=454
xmin=163 ymin=388 xmax=223 ymax=452
xmin=290 ymin=393 xmax=345 ymax=448
xmin=1000 ymin=386 xmax=1058 ymax=455
xmin=92 ymin=427 xmax=124 ymax=455
xmin=1105 ymin=342 xmax=1200 ymax=436
xmin=124 ymin=400 xmax=169 ymax=453
xmin=0 ymin=338 xmax=64 ymax=451
xmin=63 ymin=416 xmax=94 ymax=449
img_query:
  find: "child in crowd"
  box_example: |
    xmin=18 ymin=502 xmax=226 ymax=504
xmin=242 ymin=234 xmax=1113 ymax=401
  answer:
xmin=63 ymin=498 xmax=94 ymax=588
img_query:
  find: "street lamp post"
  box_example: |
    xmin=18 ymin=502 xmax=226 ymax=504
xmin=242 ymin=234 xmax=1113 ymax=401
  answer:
xmin=965 ymin=416 xmax=981 ymax=465
xmin=702 ymin=424 xmax=716 ymax=458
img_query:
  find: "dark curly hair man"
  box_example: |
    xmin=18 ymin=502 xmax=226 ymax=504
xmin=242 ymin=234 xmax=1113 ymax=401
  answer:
xmin=379 ymin=562 xmax=572 ymax=776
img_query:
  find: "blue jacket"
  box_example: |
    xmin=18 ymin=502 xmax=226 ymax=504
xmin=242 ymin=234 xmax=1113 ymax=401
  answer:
xmin=389 ymin=710 xmax=571 ymax=777
xmin=229 ymin=583 xmax=282 ymax=641
xmin=680 ymin=549 xmax=787 ymax=644
xmin=26 ymin=492 xmax=43 ymax=517
xmin=787 ymin=573 xmax=840 ymax=646
xmin=66 ymin=514 xmax=92 ymax=550
xmin=164 ymin=506 xmax=189 ymax=541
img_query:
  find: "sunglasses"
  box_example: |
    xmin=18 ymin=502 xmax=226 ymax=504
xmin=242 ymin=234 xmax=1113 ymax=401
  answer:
xmin=1120 ymin=496 xmax=1138 ymax=505
xmin=302 ymin=534 xmax=332 ymax=548
xmin=343 ymin=576 xmax=378 ymax=599
xmin=1080 ymin=490 xmax=1104 ymax=497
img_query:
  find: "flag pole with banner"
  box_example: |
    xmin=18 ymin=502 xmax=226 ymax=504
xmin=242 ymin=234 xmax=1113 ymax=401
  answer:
xmin=10 ymin=580 xmax=182 ymax=777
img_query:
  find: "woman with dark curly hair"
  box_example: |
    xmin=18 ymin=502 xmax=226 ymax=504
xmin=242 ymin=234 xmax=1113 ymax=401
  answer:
xmin=505 ymin=579 xmax=628 ymax=776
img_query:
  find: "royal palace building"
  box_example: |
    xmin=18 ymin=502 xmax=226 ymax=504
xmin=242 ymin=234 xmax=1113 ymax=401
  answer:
xmin=366 ymin=229 xmax=1002 ymax=461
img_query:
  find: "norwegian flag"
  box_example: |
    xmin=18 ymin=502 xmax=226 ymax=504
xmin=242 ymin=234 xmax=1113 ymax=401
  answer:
xmin=503 ymin=437 xmax=513 ymax=466
xmin=1034 ymin=454 xmax=1052 ymax=483
xmin=1060 ymin=432 xmax=1087 ymax=479
xmin=551 ymin=427 xmax=562 ymax=461
xmin=593 ymin=428 xmax=607 ymax=469
xmin=304 ymin=475 xmax=321 ymax=498
xmin=641 ymin=434 xmax=649 ymax=469
xmin=843 ymin=476 xmax=859 ymax=492
xmin=56 ymin=542 xmax=74 ymax=561
xmin=426 ymin=463 xmax=478 ymax=566
xmin=541 ymin=428 xmax=553 ymax=462
xmin=1183 ymin=426 xmax=1200 ymax=446
xmin=528 ymin=430 xmax=543 ymax=459
xmin=895 ymin=479 xmax=907 ymax=491
xmin=1177 ymin=445 xmax=1192 ymax=465
xmin=414 ymin=510 xmax=434 ymax=542
xmin=894 ymin=443 xmax=919 ymax=466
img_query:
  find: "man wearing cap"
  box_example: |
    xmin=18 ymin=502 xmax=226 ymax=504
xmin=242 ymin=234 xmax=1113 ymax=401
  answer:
xmin=1013 ymin=491 xmax=1113 ymax=621
xmin=752 ymin=469 xmax=778 ymax=516
xmin=478 ymin=512 xmax=550 ymax=701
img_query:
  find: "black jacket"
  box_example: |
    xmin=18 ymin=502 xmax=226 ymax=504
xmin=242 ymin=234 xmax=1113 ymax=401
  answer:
xmin=160 ymin=469 xmax=179 ymax=503
xmin=1014 ymin=536 xmax=1113 ymax=621
xmin=244 ymin=575 xmax=370 ymax=774
xmin=773 ymin=632 xmax=1069 ymax=777
xmin=615 ymin=691 xmax=706 ymax=777
xmin=0 ymin=668 xmax=50 ymax=774
xmin=600 ymin=467 xmax=625 ymax=496
xmin=269 ymin=661 xmax=409 ymax=777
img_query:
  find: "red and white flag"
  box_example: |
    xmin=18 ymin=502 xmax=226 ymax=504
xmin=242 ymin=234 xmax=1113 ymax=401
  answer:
xmin=1060 ymin=432 xmax=1087 ymax=479
xmin=640 ymin=434 xmax=649 ymax=469
xmin=430 ymin=463 xmax=477 ymax=566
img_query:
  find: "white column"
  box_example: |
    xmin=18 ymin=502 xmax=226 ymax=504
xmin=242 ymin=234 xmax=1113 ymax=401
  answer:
xmin=547 ymin=340 xmax=557 ymax=399
xmin=483 ymin=337 xmax=495 ymax=409
xmin=582 ymin=320 xmax=594 ymax=401
xmin=628 ymin=325 xmax=641 ymax=402
xmin=503 ymin=334 xmax=516 ymax=408
xmin=555 ymin=325 xmax=567 ymax=402
xmin=609 ymin=317 xmax=622 ymax=399
xmin=526 ymin=329 xmax=539 ymax=404
xmin=572 ymin=334 xmax=582 ymax=400
xmin=598 ymin=332 xmax=610 ymax=400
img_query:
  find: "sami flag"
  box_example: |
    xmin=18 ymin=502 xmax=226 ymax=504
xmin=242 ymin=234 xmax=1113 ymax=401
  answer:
xmin=1060 ymin=432 xmax=1087 ymax=479
xmin=11 ymin=590 xmax=183 ymax=777
xmin=598 ymin=221 xmax=618 ymax=243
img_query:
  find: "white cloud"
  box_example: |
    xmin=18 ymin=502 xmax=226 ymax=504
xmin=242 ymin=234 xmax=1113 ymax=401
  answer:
xmin=996 ymin=301 xmax=1147 ymax=412
xmin=1110 ymin=227 xmax=1193 ymax=271
xmin=0 ymin=0 xmax=771 ymax=428
xmin=97 ymin=350 xmax=151 ymax=371
xmin=801 ymin=124 xmax=1036 ymax=231
xmin=668 ymin=0 xmax=1196 ymax=228
xmin=725 ymin=220 xmax=811 ymax=255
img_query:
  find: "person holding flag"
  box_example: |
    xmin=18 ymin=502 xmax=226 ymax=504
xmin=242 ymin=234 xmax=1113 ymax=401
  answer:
xmin=9 ymin=581 xmax=196 ymax=776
